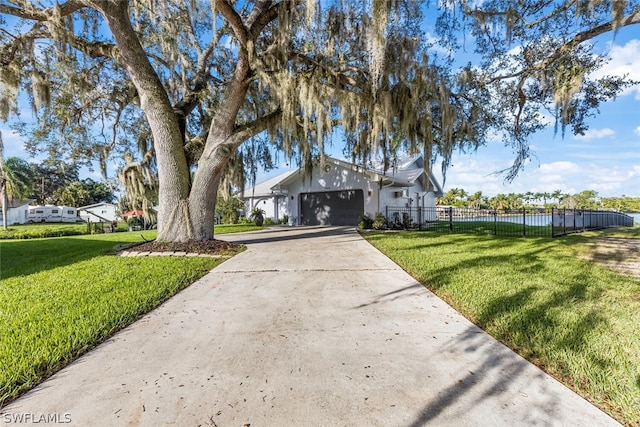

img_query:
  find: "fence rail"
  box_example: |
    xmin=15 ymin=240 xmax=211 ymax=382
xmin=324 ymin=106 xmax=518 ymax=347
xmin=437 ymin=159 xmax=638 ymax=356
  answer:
xmin=383 ymin=206 xmax=634 ymax=237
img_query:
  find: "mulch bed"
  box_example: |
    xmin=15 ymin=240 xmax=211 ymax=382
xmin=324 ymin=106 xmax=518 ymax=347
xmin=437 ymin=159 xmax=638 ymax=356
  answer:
xmin=130 ymin=239 xmax=243 ymax=255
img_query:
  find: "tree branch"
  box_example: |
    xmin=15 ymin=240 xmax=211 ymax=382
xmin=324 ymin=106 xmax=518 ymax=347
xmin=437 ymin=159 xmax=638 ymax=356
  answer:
xmin=0 ymin=0 xmax=87 ymax=21
xmin=232 ymin=108 xmax=282 ymax=145
xmin=216 ymin=0 xmax=250 ymax=47
xmin=248 ymin=0 xmax=302 ymax=40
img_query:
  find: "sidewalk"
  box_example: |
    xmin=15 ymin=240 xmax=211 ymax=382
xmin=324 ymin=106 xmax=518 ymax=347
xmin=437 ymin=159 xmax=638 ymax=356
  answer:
xmin=2 ymin=227 xmax=620 ymax=426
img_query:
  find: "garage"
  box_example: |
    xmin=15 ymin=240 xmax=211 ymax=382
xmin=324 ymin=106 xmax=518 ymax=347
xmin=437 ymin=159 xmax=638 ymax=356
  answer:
xmin=300 ymin=190 xmax=364 ymax=226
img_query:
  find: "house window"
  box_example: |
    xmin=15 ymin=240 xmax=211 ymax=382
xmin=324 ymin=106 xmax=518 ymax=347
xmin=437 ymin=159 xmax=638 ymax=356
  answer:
xmin=101 ymin=210 xmax=107 ymax=214
xmin=402 ymin=189 xmax=410 ymax=198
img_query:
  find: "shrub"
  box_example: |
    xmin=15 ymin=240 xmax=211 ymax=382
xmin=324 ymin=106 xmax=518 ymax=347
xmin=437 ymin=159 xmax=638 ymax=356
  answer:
xmin=372 ymin=213 xmax=387 ymax=230
xmin=358 ymin=214 xmax=374 ymax=229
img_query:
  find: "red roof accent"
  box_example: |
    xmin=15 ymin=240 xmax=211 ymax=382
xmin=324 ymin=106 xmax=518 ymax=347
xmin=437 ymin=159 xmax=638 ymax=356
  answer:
xmin=121 ymin=210 xmax=145 ymax=218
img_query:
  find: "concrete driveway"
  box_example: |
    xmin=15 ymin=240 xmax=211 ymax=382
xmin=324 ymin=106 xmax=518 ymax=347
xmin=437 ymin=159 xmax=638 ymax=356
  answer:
xmin=2 ymin=226 xmax=619 ymax=426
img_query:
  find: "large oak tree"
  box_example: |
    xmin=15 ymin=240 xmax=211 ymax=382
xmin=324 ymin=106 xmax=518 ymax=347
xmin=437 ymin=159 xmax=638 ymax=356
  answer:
xmin=1 ymin=0 xmax=637 ymax=242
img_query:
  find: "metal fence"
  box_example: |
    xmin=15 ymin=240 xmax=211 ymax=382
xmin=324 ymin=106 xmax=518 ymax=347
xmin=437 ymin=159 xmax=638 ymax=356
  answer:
xmin=383 ymin=206 xmax=634 ymax=237
xmin=551 ymin=208 xmax=635 ymax=236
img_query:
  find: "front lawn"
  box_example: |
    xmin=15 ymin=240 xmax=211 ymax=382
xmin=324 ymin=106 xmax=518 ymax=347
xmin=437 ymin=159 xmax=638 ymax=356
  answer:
xmin=0 ymin=230 xmax=245 ymax=406
xmin=362 ymin=230 xmax=640 ymax=425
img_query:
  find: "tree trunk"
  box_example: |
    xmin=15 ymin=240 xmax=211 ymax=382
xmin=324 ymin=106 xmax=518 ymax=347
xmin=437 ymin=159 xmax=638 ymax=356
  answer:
xmin=99 ymin=2 xmax=252 ymax=243
xmin=100 ymin=2 xmax=194 ymax=242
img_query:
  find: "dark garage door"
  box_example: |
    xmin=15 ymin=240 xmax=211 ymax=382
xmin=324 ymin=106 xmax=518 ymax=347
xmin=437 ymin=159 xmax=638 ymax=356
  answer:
xmin=300 ymin=190 xmax=364 ymax=226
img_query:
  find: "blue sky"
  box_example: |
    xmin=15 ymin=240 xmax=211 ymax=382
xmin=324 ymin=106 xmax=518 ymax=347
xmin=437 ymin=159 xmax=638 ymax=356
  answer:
xmin=255 ymin=24 xmax=640 ymax=198
xmin=1 ymin=11 xmax=638 ymax=199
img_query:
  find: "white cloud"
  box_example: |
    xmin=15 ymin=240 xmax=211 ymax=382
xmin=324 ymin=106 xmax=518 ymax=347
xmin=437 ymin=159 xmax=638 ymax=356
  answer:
xmin=593 ymin=39 xmax=640 ymax=99
xmin=439 ymin=154 xmax=640 ymax=198
xmin=635 ymin=126 xmax=640 ymax=136
xmin=0 ymin=127 xmax=27 ymax=158
xmin=573 ymin=128 xmax=615 ymax=140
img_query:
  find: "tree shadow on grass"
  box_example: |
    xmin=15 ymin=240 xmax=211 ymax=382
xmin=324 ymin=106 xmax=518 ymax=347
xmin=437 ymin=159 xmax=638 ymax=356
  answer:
xmin=362 ymin=232 xmax=618 ymax=424
xmin=0 ymin=236 xmax=146 ymax=280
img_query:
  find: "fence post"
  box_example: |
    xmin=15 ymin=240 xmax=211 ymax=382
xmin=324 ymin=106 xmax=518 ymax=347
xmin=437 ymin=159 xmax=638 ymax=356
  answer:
xmin=418 ymin=206 xmax=422 ymax=230
xmin=448 ymin=207 xmax=453 ymax=232
xmin=522 ymin=207 xmax=526 ymax=237
xmin=493 ymin=210 xmax=497 ymax=235
xmin=563 ymin=208 xmax=567 ymax=236
xmin=551 ymin=208 xmax=555 ymax=237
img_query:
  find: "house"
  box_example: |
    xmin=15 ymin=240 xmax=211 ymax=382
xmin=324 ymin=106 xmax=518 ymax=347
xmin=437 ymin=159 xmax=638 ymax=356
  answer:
xmin=78 ymin=202 xmax=118 ymax=223
xmin=241 ymin=170 xmax=297 ymax=223
xmin=240 ymin=155 xmax=443 ymax=226
xmin=0 ymin=199 xmax=36 ymax=225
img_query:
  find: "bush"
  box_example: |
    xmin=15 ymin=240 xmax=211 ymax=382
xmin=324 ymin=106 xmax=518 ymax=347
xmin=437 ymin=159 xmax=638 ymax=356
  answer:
xmin=372 ymin=213 xmax=387 ymax=230
xmin=358 ymin=214 xmax=374 ymax=229
xmin=263 ymin=217 xmax=275 ymax=226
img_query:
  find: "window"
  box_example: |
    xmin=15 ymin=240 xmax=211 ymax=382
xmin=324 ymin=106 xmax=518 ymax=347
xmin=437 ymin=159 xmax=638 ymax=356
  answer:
xmin=67 ymin=210 xmax=74 ymax=214
xmin=52 ymin=210 xmax=59 ymax=214
xmin=36 ymin=210 xmax=44 ymax=214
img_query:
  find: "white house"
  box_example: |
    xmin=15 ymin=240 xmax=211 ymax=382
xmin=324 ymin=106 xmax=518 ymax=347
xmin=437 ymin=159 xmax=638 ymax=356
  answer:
xmin=78 ymin=202 xmax=118 ymax=223
xmin=240 ymin=155 xmax=443 ymax=226
xmin=0 ymin=199 xmax=36 ymax=225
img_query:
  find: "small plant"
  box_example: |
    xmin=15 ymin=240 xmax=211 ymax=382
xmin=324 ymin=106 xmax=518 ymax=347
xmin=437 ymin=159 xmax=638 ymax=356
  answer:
xmin=250 ymin=207 xmax=265 ymax=226
xmin=402 ymin=212 xmax=412 ymax=229
xmin=372 ymin=213 xmax=387 ymax=230
xmin=263 ymin=217 xmax=275 ymax=226
xmin=358 ymin=213 xmax=374 ymax=229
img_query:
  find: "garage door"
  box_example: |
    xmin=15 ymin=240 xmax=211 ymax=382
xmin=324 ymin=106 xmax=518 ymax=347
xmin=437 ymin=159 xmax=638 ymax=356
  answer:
xmin=300 ymin=190 xmax=364 ymax=226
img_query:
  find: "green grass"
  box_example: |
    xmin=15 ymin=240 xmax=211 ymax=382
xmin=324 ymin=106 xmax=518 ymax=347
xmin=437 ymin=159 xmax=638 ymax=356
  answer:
xmin=423 ymin=220 xmax=552 ymax=237
xmin=214 ymin=223 xmax=264 ymax=234
xmin=0 ymin=229 xmax=247 ymax=406
xmin=0 ymin=222 xmax=90 ymax=239
xmin=362 ymin=230 xmax=640 ymax=425
xmin=0 ymin=221 xmax=264 ymax=240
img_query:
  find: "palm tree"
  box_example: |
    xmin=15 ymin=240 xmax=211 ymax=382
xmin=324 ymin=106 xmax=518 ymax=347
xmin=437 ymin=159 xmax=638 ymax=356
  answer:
xmin=2 ymin=157 xmax=35 ymax=201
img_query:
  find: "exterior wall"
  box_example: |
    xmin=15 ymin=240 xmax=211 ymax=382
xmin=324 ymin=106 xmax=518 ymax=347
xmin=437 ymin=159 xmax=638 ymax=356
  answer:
xmin=79 ymin=204 xmax=117 ymax=223
xmin=380 ymin=184 xmax=439 ymax=223
xmin=0 ymin=206 xmax=29 ymax=225
xmin=284 ymin=162 xmax=378 ymax=225
xmin=245 ymin=195 xmax=289 ymax=222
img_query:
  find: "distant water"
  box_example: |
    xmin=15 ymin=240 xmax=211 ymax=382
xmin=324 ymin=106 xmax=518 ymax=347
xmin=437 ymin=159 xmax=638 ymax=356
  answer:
xmin=628 ymin=212 xmax=640 ymax=224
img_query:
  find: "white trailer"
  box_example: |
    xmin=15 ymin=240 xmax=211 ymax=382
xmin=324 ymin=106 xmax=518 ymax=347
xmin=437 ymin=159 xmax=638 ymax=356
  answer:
xmin=28 ymin=205 xmax=78 ymax=223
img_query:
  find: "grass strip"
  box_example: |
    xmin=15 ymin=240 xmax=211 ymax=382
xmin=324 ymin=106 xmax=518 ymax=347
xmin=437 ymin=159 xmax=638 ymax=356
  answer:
xmin=362 ymin=228 xmax=640 ymax=425
xmin=0 ymin=229 xmax=245 ymax=406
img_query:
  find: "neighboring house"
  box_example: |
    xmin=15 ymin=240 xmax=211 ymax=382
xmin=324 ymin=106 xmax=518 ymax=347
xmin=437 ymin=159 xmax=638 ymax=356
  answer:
xmin=240 ymin=155 xmax=443 ymax=226
xmin=0 ymin=199 xmax=36 ymax=225
xmin=78 ymin=202 xmax=118 ymax=223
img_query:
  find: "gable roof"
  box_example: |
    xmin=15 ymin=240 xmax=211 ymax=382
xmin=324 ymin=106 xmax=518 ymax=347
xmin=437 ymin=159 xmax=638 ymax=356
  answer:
xmin=369 ymin=155 xmax=444 ymax=197
xmin=241 ymin=170 xmax=298 ymax=199
xmin=79 ymin=202 xmax=117 ymax=210
xmin=242 ymin=155 xmax=444 ymax=197
xmin=5 ymin=199 xmax=36 ymax=209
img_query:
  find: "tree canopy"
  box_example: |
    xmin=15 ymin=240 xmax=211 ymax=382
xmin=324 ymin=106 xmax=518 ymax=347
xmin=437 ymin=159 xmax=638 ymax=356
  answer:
xmin=1 ymin=0 xmax=637 ymax=241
